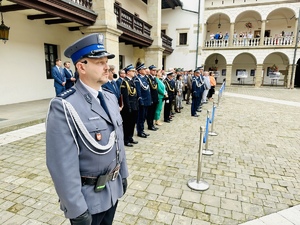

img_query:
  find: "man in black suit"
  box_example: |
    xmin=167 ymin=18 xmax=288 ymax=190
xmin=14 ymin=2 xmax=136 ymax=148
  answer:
xmin=63 ymin=61 xmax=76 ymax=90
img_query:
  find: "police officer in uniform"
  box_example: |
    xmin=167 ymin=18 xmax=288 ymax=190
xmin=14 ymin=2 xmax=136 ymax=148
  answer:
xmin=134 ymin=63 xmax=151 ymax=138
xmin=146 ymin=65 xmax=159 ymax=131
xmin=163 ymin=71 xmax=175 ymax=122
xmin=120 ymin=64 xmax=139 ymax=147
xmin=46 ymin=33 xmax=128 ymax=225
xmin=191 ymin=67 xmax=204 ymax=117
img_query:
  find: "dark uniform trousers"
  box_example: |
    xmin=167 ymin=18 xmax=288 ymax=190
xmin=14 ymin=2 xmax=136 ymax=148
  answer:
xmin=137 ymin=105 xmax=148 ymax=134
xmin=147 ymin=102 xmax=157 ymax=128
xmin=91 ymin=201 xmax=118 ymax=225
xmin=121 ymin=109 xmax=138 ymax=144
xmin=163 ymin=95 xmax=173 ymax=121
xmin=70 ymin=201 xmax=118 ymax=225
xmin=191 ymin=95 xmax=200 ymax=116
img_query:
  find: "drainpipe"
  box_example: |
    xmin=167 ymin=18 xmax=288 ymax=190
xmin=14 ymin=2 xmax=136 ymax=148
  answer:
xmin=195 ymin=0 xmax=201 ymax=68
xmin=290 ymin=8 xmax=300 ymax=89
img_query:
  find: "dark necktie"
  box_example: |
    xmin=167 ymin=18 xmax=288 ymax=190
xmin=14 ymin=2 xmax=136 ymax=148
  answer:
xmin=97 ymin=91 xmax=110 ymax=118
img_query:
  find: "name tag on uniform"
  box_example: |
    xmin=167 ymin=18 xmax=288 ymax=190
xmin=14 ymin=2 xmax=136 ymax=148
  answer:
xmin=89 ymin=116 xmax=100 ymax=121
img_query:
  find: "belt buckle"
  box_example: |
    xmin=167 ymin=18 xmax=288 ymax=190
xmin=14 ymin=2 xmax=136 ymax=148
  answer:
xmin=111 ymin=165 xmax=120 ymax=181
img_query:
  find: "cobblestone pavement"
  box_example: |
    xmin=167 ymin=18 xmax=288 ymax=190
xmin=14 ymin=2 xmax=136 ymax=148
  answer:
xmin=0 ymin=86 xmax=300 ymax=225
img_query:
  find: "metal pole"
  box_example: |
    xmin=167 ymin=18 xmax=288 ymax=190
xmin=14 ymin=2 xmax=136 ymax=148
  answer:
xmin=196 ymin=126 xmax=204 ymax=182
xmin=195 ymin=0 xmax=201 ymax=67
xmin=202 ymin=110 xmax=214 ymax=156
xmin=209 ymin=102 xmax=218 ymax=136
xmin=290 ymin=8 xmax=300 ymax=89
xmin=187 ymin=126 xmax=209 ymax=191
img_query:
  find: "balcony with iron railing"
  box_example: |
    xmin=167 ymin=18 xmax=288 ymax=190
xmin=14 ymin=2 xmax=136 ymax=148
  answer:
xmin=162 ymin=33 xmax=173 ymax=54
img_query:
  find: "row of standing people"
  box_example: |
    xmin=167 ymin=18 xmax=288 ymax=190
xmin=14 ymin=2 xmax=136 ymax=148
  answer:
xmin=47 ymin=32 xmax=218 ymax=225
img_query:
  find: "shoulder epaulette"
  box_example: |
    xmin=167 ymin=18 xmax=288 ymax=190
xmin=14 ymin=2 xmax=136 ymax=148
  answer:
xmin=57 ymin=88 xmax=76 ymax=99
xmin=102 ymin=87 xmax=114 ymax=95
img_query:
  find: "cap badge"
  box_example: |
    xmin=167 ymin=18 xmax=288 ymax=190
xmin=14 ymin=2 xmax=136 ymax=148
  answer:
xmin=98 ymin=34 xmax=104 ymax=44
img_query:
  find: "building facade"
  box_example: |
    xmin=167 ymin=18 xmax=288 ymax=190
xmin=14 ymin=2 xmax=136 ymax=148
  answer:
xmin=0 ymin=0 xmax=299 ymax=105
xmin=202 ymin=0 xmax=300 ymax=87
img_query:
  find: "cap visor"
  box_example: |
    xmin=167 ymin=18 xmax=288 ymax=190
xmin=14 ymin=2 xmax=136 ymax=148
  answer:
xmin=87 ymin=52 xmax=115 ymax=59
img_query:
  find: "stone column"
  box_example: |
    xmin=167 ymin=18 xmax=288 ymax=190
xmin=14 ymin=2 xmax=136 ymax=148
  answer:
xmin=259 ymin=20 xmax=266 ymax=46
xmin=225 ymin=64 xmax=232 ymax=86
xmin=286 ymin=64 xmax=293 ymax=88
xmin=82 ymin=0 xmax=122 ymax=67
xmin=203 ymin=23 xmax=207 ymax=47
xmin=229 ymin=23 xmax=234 ymax=47
xmin=255 ymin=64 xmax=263 ymax=87
xmin=145 ymin=0 xmax=164 ymax=68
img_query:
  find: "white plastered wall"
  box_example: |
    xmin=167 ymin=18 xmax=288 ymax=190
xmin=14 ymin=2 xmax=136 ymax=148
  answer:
xmin=162 ymin=7 xmax=200 ymax=70
xmin=0 ymin=12 xmax=83 ymax=105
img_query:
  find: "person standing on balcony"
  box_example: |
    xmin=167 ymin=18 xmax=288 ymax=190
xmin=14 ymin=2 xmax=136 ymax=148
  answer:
xmin=224 ymin=32 xmax=229 ymax=46
xmin=233 ymin=30 xmax=238 ymax=45
xmin=46 ymin=33 xmax=128 ymax=225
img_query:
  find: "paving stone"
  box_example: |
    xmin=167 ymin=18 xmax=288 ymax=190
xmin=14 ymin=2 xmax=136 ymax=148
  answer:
xmin=1 ymin=87 xmax=300 ymax=225
xmin=221 ymin=198 xmax=242 ymax=212
xmin=156 ymin=210 xmax=174 ymax=224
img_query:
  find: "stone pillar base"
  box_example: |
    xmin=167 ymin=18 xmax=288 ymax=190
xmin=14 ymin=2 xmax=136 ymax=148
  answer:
xmin=145 ymin=46 xmax=164 ymax=69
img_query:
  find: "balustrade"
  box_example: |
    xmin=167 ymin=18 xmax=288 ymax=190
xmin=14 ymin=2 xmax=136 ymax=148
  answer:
xmin=70 ymin=0 xmax=93 ymax=10
xmin=205 ymin=36 xmax=297 ymax=48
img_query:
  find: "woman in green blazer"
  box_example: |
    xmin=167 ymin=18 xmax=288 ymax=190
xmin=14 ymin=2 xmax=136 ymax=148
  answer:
xmin=154 ymin=69 xmax=167 ymax=125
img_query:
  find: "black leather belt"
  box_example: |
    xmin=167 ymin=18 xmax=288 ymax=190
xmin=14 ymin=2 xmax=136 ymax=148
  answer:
xmin=81 ymin=166 xmax=120 ymax=186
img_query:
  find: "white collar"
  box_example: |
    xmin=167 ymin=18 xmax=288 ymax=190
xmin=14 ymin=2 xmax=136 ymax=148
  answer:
xmin=79 ymin=80 xmax=102 ymax=101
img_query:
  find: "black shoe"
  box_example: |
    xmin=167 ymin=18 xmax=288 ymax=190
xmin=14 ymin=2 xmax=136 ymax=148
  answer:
xmin=125 ymin=143 xmax=134 ymax=147
xmin=137 ymin=133 xmax=147 ymax=138
xmin=130 ymin=140 xmax=138 ymax=144
xmin=164 ymin=119 xmax=170 ymax=123
xmin=142 ymin=132 xmax=150 ymax=136
xmin=192 ymin=114 xmax=199 ymax=117
xmin=186 ymin=102 xmax=190 ymax=105
xmin=196 ymin=109 xmax=202 ymax=112
xmin=148 ymin=126 xmax=157 ymax=131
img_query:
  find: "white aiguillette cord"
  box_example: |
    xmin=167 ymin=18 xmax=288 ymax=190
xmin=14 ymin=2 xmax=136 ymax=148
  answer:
xmin=61 ymin=99 xmax=116 ymax=155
